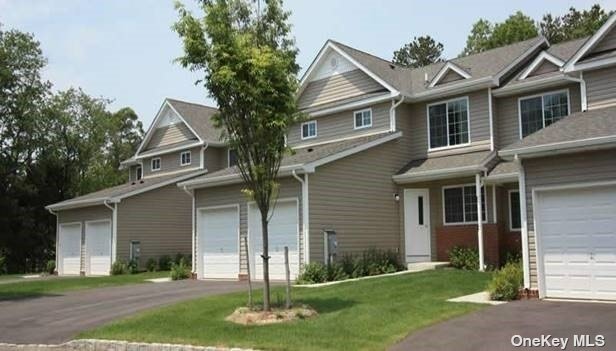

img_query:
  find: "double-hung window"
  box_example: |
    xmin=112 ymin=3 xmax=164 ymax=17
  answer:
xmin=443 ymin=185 xmax=486 ymax=224
xmin=354 ymin=109 xmax=372 ymax=129
xmin=428 ymin=97 xmax=470 ymax=149
xmin=180 ymin=151 xmax=191 ymax=166
xmin=151 ymin=157 xmax=161 ymax=172
xmin=301 ymin=121 xmax=317 ymax=140
xmin=509 ymin=190 xmax=521 ymax=231
xmin=519 ymin=90 xmax=569 ymax=138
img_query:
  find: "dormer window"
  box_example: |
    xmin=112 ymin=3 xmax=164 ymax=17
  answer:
xmin=354 ymin=108 xmax=372 ymax=129
xmin=151 ymin=158 xmax=161 ymax=172
xmin=301 ymin=121 xmax=317 ymax=140
xmin=180 ymin=151 xmax=191 ymax=166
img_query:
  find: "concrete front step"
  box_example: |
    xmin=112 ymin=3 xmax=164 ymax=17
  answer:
xmin=406 ymin=261 xmax=450 ymax=272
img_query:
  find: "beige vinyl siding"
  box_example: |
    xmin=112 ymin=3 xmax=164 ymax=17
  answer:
xmin=523 ymin=150 xmax=616 ymax=287
xmin=589 ymin=27 xmax=616 ymax=54
xmin=298 ymin=69 xmax=386 ymax=109
xmin=437 ymin=70 xmax=466 ymax=85
xmin=57 ymin=205 xmax=111 ymax=273
xmin=144 ymin=123 xmax=197 ymax=151
xmin=203 ymin=146 xmax=226 ymax=173
xmin=194 ymin=177 xmax=303 ymax=275
xmin=403 ymin=90 xmax=491 ymax=160
xmin=143 ymin=146 xmax=202 ymax=177
xmin=288 ymin=102 xmax=391 ymax=147
xmin=494 ymin=83 xmax=581 ymax=148
xmin=116 ymin=184 xmax=192 ymax=267
xmin=585 ymin=66 xmax=616 ymax=109
xmin=528 ymin=60 xmax=559 ymax=77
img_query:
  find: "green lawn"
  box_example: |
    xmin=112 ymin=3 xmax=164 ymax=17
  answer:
xmin=0 ymin=271 xmax=170 ymax=300
xmin=81 ymin=269 xmax=491 ymax=351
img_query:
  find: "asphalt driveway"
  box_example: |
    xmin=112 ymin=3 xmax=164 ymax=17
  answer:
xmin=0 ymin=279 xmax=250 ymax=344
xmin=390 ymin=299 xmax=616 ymax=351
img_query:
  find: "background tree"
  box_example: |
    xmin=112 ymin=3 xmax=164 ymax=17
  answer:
xmin=540 ymin=5 xmax=612 ymax=43
xmin=392 ymin=35 xmax=444 ymax=68
xmin=174 ymin=0 xmax=300 ymax=310
xmin=461 ymin=12 xmax=537 ymax=56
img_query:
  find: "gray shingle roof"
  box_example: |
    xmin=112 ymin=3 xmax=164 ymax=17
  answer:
xmin=47 ymin=169 xmax=206 ymax=210
xmin=396 ymin=151 xmax=494 ymax=177
xmin=166 ymin=98 xmax=223 ymax=144
xmin=500 ymin=105 xmax=616 ymax=155
xmin=488 ymin=160 xmax=518 ymax=177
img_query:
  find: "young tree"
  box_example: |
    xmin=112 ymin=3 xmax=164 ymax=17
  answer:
xmin=174 ymin=0 xmax=300 ymax=310
xmin=392 ymin=35 xmax=444 ymax=68
xmin=461 ymin=12 xmax=538 ymax=56
xmin=540 ymin=5 xmax=612 ymax=43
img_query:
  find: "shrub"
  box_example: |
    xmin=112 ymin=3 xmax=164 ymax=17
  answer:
xmin=145 ymin=258 xmax=157 ymax=272
xmin=488 ymin=262 xmax=523 ymax=301
xmin=158 ymin=255 xmax=172 ymax=271
xmin=504 ymin=250 xmax=522 ymax=265
xmin=170 ymin=258 xmax=190 ymax=280
xmin=111 ymin=260 xmax=128 ymax=275
xmin=174 ymin=253 xmax=191 ymax=265
xmin=327 ymin=263 xmax=349 ymax=281
xmin=0 ymin=253 xmax=5 ymax=275
xmin=296 ymin=262 xmax=328 ymax=284
xmin=46 ymin=260 xmax=56 ymax=275
xmin=127 ymin=259 xmax=139 ymax=274
xmin=449 ymin=246 xmax=479 ymax=270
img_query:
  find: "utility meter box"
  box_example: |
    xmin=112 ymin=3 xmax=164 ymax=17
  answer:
xmin=130 ymin=240 xmax=141 ymax=263
xmin=324 ymin=230 xmax=337 ymax=265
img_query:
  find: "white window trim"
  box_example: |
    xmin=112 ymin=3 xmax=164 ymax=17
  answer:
xmin=151 ymin=157 xmax=161 ymax=172
xmin=301 ymin=120 xmax=317 ymax=140
xmin=442 ymin=183 xmax=487 ymax=226
xmin=353 ymin=108 xmax=373 ymax=130
xmin=135 ymin=166 xmax=142 ymax=180
xmin=427 ymin=96 xmax=472 ymax=152
xmin=508 ymin=189 xmax=521 ymax=232
xmin=180 ymin=150 xmax=191 ymax=166
xmin=518 ymin=88 xmax=571 ymax=139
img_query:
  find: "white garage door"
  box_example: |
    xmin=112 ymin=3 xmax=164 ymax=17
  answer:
xmin=536 ymin=185 xmax=616 ymax=300
xmin=85 ymin=220 xmax=112 ymax=276
xmin=58 ymin=223 xmax=82 ymax=276
xmin=249 ymin=200 xmax=299 ymax=281
xmin=198 ymin=206 xmax=239 ymax=279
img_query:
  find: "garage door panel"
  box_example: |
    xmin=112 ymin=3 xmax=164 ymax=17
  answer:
xmin=537 ymin=185 xmax=616 ymax=300
xmin=199 ymin=206 xmax=239 ymax=279
xmin=59 ymin=223 xmax=82 ymax=276
xmin=85 ymin=221 xmax=112 ymax=276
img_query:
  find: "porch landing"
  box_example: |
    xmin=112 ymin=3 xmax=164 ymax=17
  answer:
xmin=406 ymin=261 xmax=450 ymax=272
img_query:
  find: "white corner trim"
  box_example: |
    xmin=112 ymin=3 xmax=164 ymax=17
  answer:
xmin=519 ymin=51 xmax=564 ymax=80
xmin=515 ymin=156 xmax=530 ymax=289
xmin=563 ymin=13 xmax=616 ymax=72
xmin=488 ymin=88 xmax=494 ymax=151
xmin=428 ymin=61 xmax=472 ymax=88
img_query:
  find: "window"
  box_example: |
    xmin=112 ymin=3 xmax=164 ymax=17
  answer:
xmin=519 ymin=90 xmax=569 ymax=138
xmin=443 ymin=185 xmax=486 ymax=224
xmin=428 ymin=97 xmax=470 ymax=149
xmin=135 ymin=166 xmax=142 ymax=180
xmin=151 ymin=158 xmax=161 ymax=172
xmin=180 ymin=151 xmax=191 ymax=166
xmin=509 ymin=190 xmax=521 ymax=231
xmin=354 ymin=109 xmax=372 ymax=129
xmin=228 ymin=149 xmax=238 ymax=167
xmin=301 ymin=121 xmax=317 ymax=140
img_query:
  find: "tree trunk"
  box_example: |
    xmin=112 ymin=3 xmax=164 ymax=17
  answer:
xmin=261 ymin=214 xmax=271 ymax=311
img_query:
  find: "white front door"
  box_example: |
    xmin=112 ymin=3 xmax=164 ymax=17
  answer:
xmin=85 ymin=220 xmax=112 ymax=276
xmin=58 ymin=223 xmax=82 ymax=276
xmin=536 ymin=185 xmax=616 ymax=300
xmin=404 ymin=189 xmax=431 ymax=263
xmin=249 ymin=199 xmax=299 ymax=281
xmin=198 ymin=206 xmax=240 ymax=279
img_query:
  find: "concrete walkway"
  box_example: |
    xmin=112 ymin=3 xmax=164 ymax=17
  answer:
xmin=390 ymin=299 xmax=616 ymax=351
xmin=0 ymin=280 xmax=250 ymax=345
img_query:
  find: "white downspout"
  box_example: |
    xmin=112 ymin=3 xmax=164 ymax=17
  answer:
xmin=103 ymin=199 xmax=118 ymax=263
xmin=515 ymin=154 xmax=530 ymax=288
xmin=389 ymin=95 xmax=404 ymax=132
xmin=488 ymin=87 xmax=495 ymax=151
xmin=200 ymin=141 xmax=209 ymax=169
xmin=579 ymin=72 xmax=587 ymax=111
xmin=182 ymin=186 xmax=196 ymax=274
xmin=475 ymin=173 xmax=485 ymax=271
xmin=292 ymin=169 xmax=310 ymax=265
xmin=47 ymin=208 xmax=59 ymax=274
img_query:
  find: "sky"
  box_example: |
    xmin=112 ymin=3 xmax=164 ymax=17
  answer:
xmin=2 ymin=0 xmax=615 ymax=127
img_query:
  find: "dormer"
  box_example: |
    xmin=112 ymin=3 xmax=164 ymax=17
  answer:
xmin=428 ymin=61 xmax=472 ymax=87
xmin=564 ymin=13 xmax=616 ymax=72
xmin=518 ymin=51 xmax=564 ymax=79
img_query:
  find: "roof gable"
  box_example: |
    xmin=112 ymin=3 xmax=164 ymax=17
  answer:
xmin=428 ymin=62 xmax=471 ymax=87
xmin=519 ymin=51 xmax=564 ymax=80
xmin=564 ymin=13 xmax=616 ymax=72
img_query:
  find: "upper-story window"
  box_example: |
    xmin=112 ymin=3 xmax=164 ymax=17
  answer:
xmin=428 ymin=97 xmax=470 ymax=150
xmin=354 ymin=108 xmax=372 ymax=129
xmin=301 ymin=120 xmax=317 ymax=140
xmin=136 ymin=166 xmax=142 ymax=180
xmin=180 ymin=151 xmax=191 ymax=166
xmin=228 ymin=149 xmax=238 ymax=167
xmin=519 ymin=90 xmax=569 ymax=138
xmin=151 ymin=157 xmax=161 ymax=172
